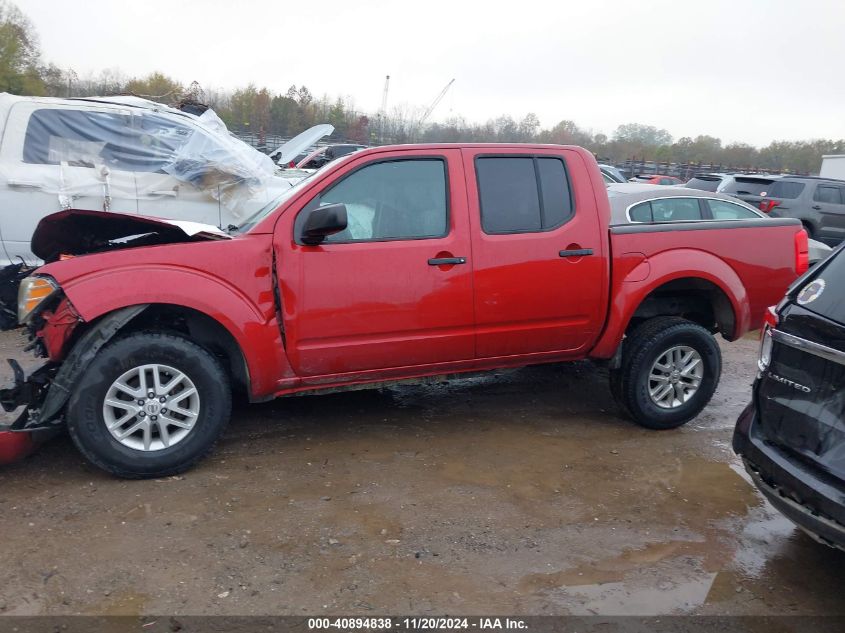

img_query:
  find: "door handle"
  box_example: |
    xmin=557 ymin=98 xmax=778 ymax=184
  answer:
xmin=559 ymin=248 xmax=594 ymax=258
xmin=428 ymin=257 xmax=466 ymax=266
xmin=812 ymin=205 xmax=822 ymax=210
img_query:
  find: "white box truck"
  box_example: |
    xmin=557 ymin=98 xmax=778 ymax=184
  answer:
xmin=820 ymin=155 xmax=845 ymax=179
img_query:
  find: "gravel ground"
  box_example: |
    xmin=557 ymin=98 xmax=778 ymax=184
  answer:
xmin=0 ymin=330 xmax=843 ymax=616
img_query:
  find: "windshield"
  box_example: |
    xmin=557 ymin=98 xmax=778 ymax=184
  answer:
xmin=720 ymin=177 xmax=774 ymax=196
xmin=685 ymin=177 xmax=721 ymax=192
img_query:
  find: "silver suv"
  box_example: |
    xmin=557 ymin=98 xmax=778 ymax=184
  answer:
xmin=762 ymin=176 xmax=845 ymax=245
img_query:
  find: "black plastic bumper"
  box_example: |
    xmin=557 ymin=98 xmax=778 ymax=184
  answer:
xmin=734 ymin=403 xmax=845 ymax=550
xmin=0 ymin=358 xmax=55 ymax=431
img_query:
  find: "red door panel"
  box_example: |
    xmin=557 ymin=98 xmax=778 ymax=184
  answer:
xmin=463 ymin=148 xmax=607 ymax=359
xmin=276 ymin=149 xmax=475 ymax=377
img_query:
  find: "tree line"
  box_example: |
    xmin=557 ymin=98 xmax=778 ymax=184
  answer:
xmin=1 ymin=0 xmax=841 ymax=174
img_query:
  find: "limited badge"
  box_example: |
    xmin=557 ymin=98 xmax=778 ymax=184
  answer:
xmin=797 ymin=278 xmax=826 ymax=305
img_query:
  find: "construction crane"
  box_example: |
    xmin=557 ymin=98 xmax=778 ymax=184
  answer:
xmin=378 ymin=75 xmax=390 ymax=143
xmin=380 ymin=75 xmax=390 ymax=115
xmin=418 ymin=78 xmax=455 ymax=129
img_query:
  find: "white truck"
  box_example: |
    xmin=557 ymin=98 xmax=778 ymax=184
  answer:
xmin=820 ymin=155 xmax=845 ymax=180
xmin=0 ymin=93 xmax=325 ymax=267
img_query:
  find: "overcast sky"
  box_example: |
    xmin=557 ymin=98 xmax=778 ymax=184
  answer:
xmin=15 ymin=0 xmax=845 ymax=147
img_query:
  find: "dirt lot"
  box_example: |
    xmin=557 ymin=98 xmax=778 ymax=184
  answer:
xmin=0 ymin=330 xmax=843 ymax=617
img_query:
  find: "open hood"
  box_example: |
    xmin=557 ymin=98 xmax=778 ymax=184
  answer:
xmin=270 ymin=124 xmax=334 ymax=165
xmin=31 ymin=209 xmax=230 ymax=262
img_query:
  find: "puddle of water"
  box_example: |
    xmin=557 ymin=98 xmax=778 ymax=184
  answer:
xmin=557 ymin=575 xmax=717 ymax=615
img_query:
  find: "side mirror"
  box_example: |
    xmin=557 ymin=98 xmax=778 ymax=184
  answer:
xmin=300 ymin=203 xmax=348 ymax=245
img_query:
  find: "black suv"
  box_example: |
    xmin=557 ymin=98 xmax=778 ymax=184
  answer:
xmin=734 ymin=244 xmax=845 ymax=550
xmin=684 ymin=173 xmax=780 ymax=209
xmin=762 ymin=176 xmax=845 ymax=245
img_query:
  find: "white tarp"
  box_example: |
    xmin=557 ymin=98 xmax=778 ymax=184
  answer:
xmin=12 ymin=100 xmax=284 ymax=219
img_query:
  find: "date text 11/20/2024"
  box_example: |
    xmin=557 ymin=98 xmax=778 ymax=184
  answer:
xmin=307 ymin=618 xmax=529 ymax=630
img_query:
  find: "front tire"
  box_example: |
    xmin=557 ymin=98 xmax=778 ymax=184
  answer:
xmin=610 ymin=317 xmax=721 ymax=429
xmin=67 ymin=332 xmax=231 ymax=478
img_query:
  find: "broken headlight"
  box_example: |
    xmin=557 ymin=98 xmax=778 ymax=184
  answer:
xmin=18 ymin=275 xmax=59 ymax=324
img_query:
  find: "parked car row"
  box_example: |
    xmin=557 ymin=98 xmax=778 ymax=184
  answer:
xmin=607 ymin=183 xmax=831 ymax=265
xmin=606 ymin=166 xmax=845 ymax=251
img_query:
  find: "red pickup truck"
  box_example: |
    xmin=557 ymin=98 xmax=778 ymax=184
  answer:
xmin=0 ymin=144 xmax=807 ymax=477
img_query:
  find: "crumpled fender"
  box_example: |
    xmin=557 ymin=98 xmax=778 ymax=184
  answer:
xmin=0 ymin=305 xmax=147 ymax=431
xmin=590 ymin=248 xmax=748 ymax=360
xmin=56 ymin=266 xmax=291 ymax=398
xmin=37 ymin=304 xmax=148 ymax=425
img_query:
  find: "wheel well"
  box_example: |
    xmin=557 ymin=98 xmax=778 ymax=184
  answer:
xmin=801 ymin=220 xmax=815 ymax=238
xmin=627 ymin=278 xmax=736 ymax=340
xmin=114 ymin=304 xmax=250 ymax=395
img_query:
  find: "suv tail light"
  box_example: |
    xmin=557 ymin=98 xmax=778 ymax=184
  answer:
xmin=758 ymin=306 xmax=778 ymax=372
xmin=759 ymin=199 xmax=781 ymax=213
xmin=794 ymin=229 xmax=809 ymax=275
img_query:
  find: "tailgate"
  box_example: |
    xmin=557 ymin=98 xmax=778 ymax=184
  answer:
xmin=756 ymin=304 xmax=845 ymax=483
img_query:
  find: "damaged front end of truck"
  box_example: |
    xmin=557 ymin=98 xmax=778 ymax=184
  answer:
xmin=0 ymin=290 xmax=146 ymax=433
xmin=0 ymin=208 xmax=231 ymax=440
xmin=0 ymin=280 xmax=80 ymax=432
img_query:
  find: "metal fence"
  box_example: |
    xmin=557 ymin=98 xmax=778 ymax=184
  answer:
xmin=616 ymin=158 xmax=808 ymax=180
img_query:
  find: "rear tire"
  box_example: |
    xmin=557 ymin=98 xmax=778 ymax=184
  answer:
xmin=609 ymin=317 xmax=721 ymax=429
xmin=67 ymin=332 xmax=231 ymax=478
xmin=802 ymin=222 xmax=815 ymax=240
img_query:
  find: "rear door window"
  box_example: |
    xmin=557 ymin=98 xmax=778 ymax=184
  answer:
xmin=706 ymin=199 xmax=760 ymax=219
xmin=768 ymin=181 xmax=806 ymax=199
xmin=685 ymin=177 xmax=721 ymax=192
xmin=537 ymin=157 xmax=572 ymax=228
xmin=651 ymin=197 xmax=702 ymax=221
xmin=814 ymin=185 xmax=842 ymax=205
xmin=628 ymin=198 xmax=703 ymax=222
xmin=476 ymin=156 xmax=573 ymax=234
xmin=629 ymin=201 xmax=652 ymax=222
